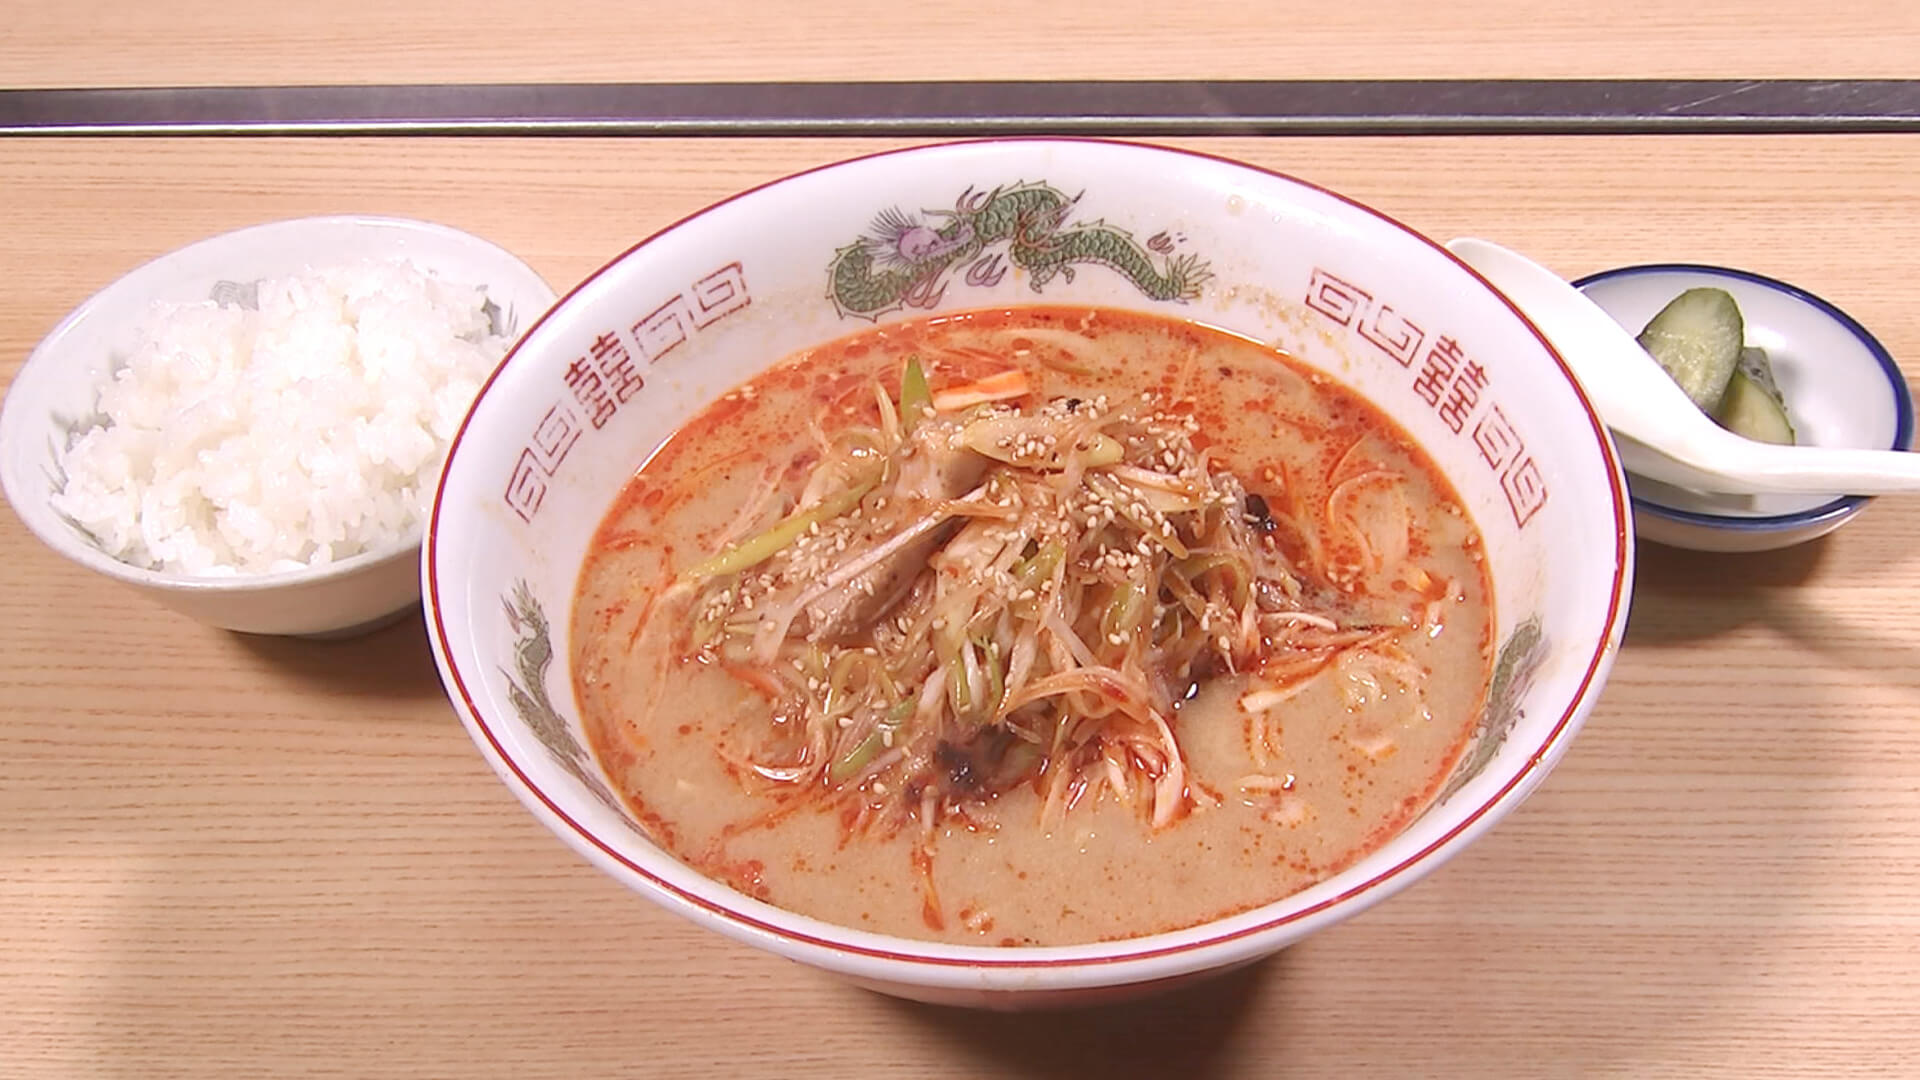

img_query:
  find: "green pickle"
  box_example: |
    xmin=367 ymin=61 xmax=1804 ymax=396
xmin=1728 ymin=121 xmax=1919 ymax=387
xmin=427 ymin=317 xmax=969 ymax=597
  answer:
xmin=1637 ymin=289 xmax=1793 ymax=445
xmin=1635 ymin=287 xmax=1745 ymax=413
xmin=1715 ymin=347 xmax=1795 ymax=445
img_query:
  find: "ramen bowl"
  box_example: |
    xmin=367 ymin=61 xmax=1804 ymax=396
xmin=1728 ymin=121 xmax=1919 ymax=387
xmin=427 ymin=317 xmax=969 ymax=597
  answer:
xmin=424 ymin=139 xmax=1633 ymax=1008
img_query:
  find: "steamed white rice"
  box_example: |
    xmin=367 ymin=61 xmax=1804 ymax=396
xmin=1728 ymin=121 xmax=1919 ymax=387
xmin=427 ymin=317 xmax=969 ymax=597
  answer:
xmin=51 ymin=259 xmax=510 ymax=576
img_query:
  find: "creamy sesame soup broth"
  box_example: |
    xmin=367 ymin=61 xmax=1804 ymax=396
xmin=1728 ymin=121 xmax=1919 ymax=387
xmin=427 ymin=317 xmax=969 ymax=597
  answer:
xmin=572 ymin=306 xmax=1493 ymax=947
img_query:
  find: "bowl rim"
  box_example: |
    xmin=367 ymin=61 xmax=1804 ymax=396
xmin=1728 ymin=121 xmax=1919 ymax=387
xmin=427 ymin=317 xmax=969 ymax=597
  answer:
xmin=425 ymin=135 xmax=1634 ymax=975
xmin=1572 ymin=261 xmax=1914 ymax=533
xmin=0 ymin=212 xmax=557 ymax=592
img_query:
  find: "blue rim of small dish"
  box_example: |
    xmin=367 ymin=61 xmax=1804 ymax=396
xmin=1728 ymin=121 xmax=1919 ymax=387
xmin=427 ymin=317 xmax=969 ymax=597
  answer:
xmin=1571 ymin=262 xmax=1914 ymax=534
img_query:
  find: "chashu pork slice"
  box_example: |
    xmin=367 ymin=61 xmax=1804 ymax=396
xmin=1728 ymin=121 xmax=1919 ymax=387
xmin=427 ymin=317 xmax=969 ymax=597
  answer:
xmin=797 ymin=436 xmax=987 ymax=642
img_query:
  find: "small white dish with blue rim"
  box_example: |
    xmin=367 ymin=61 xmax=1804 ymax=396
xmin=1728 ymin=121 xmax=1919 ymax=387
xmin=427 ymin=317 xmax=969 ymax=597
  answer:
xmin=1574 ymin=263 xmax=1913 ymax=553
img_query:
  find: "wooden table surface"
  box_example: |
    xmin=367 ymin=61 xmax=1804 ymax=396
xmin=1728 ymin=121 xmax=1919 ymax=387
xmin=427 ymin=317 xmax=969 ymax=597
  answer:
xmin=5 ymin=8 xmax=1920 ymax=1077
xmin=4 ymin=1 xmax=1920 ymax=84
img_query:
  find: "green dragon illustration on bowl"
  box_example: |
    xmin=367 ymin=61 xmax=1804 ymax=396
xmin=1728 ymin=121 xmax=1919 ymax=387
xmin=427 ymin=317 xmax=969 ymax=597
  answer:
xmin=828 ymin=181 xmax=1213 ymax=319
xmin=1437 ymin=615 xmax=1548 ymax=804
xmin=500 ymin=580 xmax=634 ymax=825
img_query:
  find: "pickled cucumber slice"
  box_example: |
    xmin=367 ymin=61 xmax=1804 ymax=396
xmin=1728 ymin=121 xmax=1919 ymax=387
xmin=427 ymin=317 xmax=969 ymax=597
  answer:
xmin=1715 ymin=347 xmax=1796 ymax=445
xmin=1635 ymin=287 xmax=1745 ymax=412
xmin=1734 ymin=345 xmax=1786 ymax=402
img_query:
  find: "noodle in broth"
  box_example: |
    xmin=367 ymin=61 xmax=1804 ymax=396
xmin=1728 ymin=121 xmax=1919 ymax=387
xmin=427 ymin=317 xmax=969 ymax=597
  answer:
xmin=572 ymin=306 xmax=1493 ymax=946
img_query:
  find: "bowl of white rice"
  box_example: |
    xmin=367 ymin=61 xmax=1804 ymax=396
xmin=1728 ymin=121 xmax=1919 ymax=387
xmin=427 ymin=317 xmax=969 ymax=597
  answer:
xmin=0 ymin=215 xmax=557 ymax=636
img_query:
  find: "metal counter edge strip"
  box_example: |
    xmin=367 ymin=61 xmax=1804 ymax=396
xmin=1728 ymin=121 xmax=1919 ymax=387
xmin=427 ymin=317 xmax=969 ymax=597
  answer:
xmin=2 ymin=79 xmax=1918 ymax=136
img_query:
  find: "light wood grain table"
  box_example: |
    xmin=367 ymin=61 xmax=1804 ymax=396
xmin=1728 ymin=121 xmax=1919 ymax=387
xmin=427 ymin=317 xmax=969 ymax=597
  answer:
xmin=5 ymin=8 xmax=1920 ymax=1075
xmin=4 ymin=0 xmax=1919 ymax=84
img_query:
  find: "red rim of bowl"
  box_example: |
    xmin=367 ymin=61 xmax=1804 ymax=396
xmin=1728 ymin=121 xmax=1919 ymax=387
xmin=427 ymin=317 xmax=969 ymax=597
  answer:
xmin=425 ymin=136 xmax=1633 ymax=973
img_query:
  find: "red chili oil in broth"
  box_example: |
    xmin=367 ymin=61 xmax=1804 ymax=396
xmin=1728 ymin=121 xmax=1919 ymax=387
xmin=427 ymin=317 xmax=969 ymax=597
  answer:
xmin=571 ymin=305 xmax=1493 ymax=947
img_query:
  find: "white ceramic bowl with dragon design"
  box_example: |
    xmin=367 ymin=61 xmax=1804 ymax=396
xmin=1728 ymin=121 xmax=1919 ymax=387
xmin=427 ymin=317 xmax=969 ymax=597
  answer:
xmin=423 ymin=139 xmax=1634 ymax=1008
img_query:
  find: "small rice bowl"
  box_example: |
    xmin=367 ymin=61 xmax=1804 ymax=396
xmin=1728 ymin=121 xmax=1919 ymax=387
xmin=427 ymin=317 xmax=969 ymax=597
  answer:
xmin=50 ymin=259 xmax=510 ymax=576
